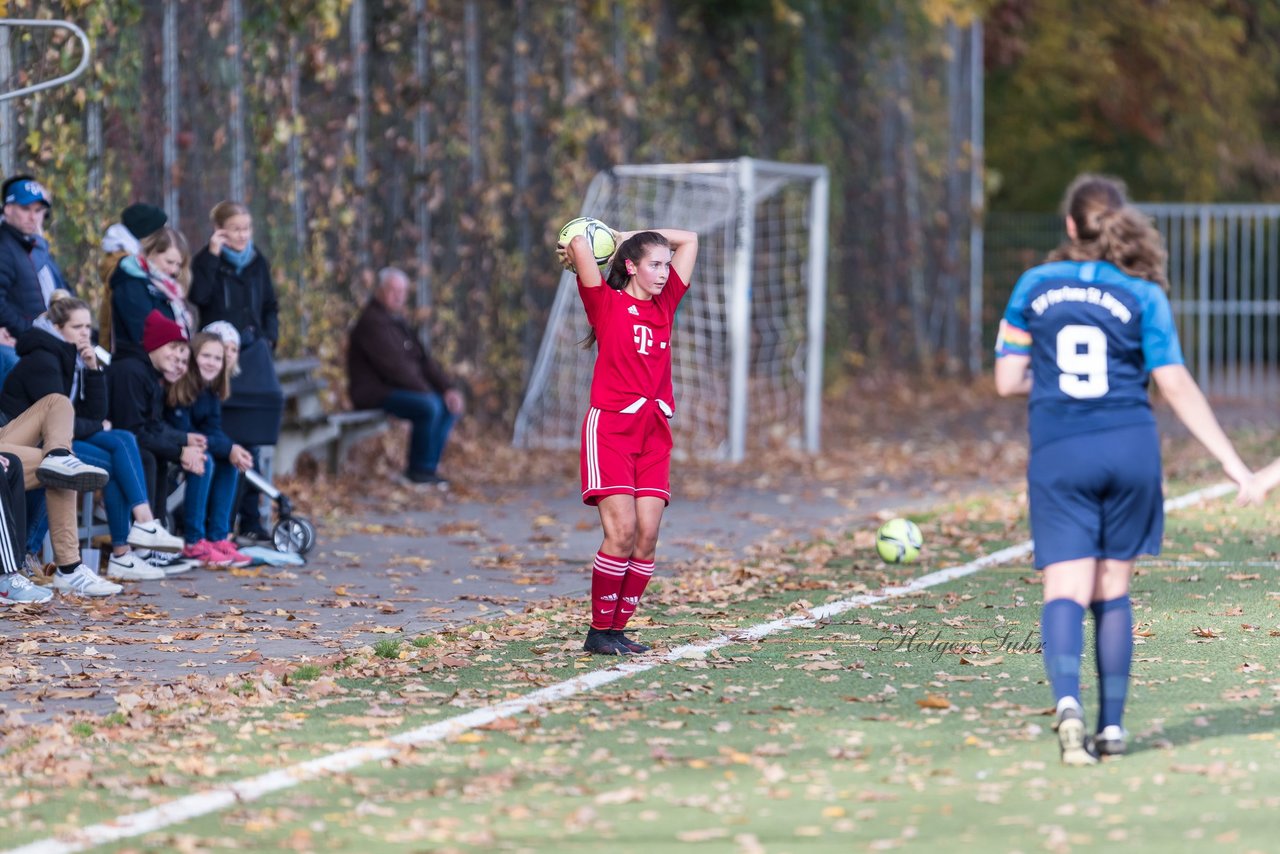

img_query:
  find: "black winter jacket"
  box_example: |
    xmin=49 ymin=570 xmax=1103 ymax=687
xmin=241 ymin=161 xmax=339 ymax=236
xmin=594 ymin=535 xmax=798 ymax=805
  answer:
xmin=0 ymin=223 xmax=44 ymax=338
xmin=188 ymin=247 xmax=279 ymax=347
xmin=107 ymin=352 xmax=188 ymax=462
xmin=0 ymin=326 xmax=107 ymax=439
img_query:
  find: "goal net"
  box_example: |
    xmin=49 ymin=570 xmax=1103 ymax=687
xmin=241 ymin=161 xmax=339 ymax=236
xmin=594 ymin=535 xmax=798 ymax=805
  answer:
xmin=513 ymin=158 xmax=829 ymax=462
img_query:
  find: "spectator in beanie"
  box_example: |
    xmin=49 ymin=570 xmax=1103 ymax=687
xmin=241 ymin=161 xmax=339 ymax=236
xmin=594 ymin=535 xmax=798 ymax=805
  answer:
xmin=98 ymin=202 xmax=168 ymax=351
xmin=109 ymin=310 xmax=204 ymax=524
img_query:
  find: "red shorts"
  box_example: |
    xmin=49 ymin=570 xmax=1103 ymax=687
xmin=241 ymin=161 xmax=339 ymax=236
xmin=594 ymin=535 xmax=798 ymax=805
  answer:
xmin=580 ymin=405 xmax=673 ymax=506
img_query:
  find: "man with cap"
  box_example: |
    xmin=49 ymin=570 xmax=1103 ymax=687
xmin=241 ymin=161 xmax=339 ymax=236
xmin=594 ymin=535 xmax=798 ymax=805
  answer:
xmin=0 ymin=175 xmax=67 ymax=383
xmin=98 ymin=202 xmax=168 ymax=352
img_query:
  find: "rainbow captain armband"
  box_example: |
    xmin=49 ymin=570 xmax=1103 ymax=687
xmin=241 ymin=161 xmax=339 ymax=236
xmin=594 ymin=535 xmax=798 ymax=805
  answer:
xmin=995 ymin=319 xmax=1032 ymax=357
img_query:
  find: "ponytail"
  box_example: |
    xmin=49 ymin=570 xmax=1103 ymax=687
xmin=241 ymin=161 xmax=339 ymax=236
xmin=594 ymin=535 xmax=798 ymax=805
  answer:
xmin=1094 ymin=207 xmax=1169 ymax=290
xmin=1046 ymin=173 xmax=1167 ymax=290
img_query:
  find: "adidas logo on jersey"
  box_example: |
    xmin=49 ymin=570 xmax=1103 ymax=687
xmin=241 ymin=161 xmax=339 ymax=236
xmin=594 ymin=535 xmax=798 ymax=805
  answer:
xmin=622 ymin=595 xmax=640 ymax=605
xmin=600 ymin=593 xmax=618 ymax=601
xmin=628 ymin=305 xmax=639 ymax=315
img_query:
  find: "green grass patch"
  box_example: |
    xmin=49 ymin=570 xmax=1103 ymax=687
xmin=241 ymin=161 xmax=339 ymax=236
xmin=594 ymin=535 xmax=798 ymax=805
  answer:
xmin=7 ymin=480 xmax=1279 ymax=851
xmin=373 ymin=639 xmax=403 ymax=659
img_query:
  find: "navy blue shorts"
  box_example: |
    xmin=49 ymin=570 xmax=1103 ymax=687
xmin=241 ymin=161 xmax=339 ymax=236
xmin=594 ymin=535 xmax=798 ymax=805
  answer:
xmin=1027 ymin=424 xmax=1163 ymax=570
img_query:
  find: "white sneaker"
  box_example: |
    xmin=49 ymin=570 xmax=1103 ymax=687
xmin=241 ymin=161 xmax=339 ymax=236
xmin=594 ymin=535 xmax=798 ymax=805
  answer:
xmin=36 ymin=454 xmax=110 ymax=492
xmin=127 ymin=520 xmax=184 ymax=552
xmin=0 ymin=571 xmax=54 ymax=604
xmin=52 ymin=565 xmax=123 ymax=597
xmin=105 ymin=552 xmax=166 ymax=581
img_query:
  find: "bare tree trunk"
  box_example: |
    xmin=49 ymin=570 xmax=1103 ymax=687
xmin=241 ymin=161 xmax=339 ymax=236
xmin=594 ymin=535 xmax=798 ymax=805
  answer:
xmin=562 ymin=1 xmax=576 ymax=98
xmin=933 ymin=18 xmax=964 ymax=371
xmin=465 ymin=0 xmax=482 ymax=189
xmin=413 ymin=0 xmax=433 ymax=348
xmin=229 ymin=0 xmax=246 ymax=203
xmin=613 ymin=3 xmax=630 ymax=161
xmin=288 ymin=34 xmax=309 ymax=341
xmin=351 ymin=0 xmax=371 ymax=275
xmin=514 ymin=0 xmax=535 ymax=371
xmin=0 ymin=27 xmax=11 ymax=179
xmin=888 ymin=5 xmax=933 ymax=374
xmin=162 ymin=0 xmax=179 ymax=225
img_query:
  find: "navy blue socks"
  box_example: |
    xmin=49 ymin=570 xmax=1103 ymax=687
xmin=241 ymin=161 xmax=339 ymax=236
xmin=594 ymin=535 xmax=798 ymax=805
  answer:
xmin=1042 ymin=598 xmax=1086 ymax=705
xmin=1091 ymin=595 xmax=1133 ymax=731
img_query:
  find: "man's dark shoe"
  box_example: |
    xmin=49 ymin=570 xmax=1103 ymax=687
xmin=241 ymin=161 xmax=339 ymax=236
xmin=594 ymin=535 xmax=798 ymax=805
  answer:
xmin=609 ymin=630 xmax=651 ymax=653
xmin=237 ymin=526 xmax=272 ymax=546
xmin=406 ymin=470 xmax=450 ymax=490
xmin=583 ymin=627 xmax=631 ymax=656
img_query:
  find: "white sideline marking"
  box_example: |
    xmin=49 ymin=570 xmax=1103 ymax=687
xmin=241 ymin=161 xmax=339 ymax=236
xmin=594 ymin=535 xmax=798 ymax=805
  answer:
xmin=9 ymin=482 xmax=1235 ymax=854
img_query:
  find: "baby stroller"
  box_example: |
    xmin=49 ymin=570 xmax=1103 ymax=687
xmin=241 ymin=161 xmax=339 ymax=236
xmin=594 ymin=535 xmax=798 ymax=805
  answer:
xmin=242 ymin=468 xmax=317 ymax=555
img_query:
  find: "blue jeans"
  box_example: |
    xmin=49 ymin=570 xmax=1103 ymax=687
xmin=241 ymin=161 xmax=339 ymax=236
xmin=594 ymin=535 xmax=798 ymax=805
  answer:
xmin=184 ymin=455 xmax=240 ymax=543
xmin=79 ymin=430 xmax=150 ymax=547
xmin=382 ymin=389 xmax=456 ymax=475
xmin=25 ymin=490 xmax=47 ymax=557
xmin=0 ymin=345 xmax=17 ymax=388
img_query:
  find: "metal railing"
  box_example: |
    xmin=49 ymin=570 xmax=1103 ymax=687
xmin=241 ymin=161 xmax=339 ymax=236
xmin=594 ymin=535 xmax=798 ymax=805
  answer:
xmin=988 ymin=205 xmax=1280 ymax=399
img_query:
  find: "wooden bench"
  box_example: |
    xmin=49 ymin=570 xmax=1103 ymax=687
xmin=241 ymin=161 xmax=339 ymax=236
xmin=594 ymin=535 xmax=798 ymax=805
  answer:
xmin=273 ymin=357 xmax=390 ymax=476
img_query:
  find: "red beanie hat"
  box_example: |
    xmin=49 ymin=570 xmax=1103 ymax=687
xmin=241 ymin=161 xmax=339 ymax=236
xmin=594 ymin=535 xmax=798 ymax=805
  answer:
xmin=142 ymin=310 xmax=187 ymax=353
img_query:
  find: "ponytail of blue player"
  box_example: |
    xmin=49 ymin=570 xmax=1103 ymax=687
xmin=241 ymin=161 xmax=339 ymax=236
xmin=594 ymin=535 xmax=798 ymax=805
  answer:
xmin=993 ymin=172 xmax=1253 ymax=766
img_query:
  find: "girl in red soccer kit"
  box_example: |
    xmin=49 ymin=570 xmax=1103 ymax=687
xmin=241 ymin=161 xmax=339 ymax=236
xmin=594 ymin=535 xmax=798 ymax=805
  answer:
xmin=561 ymin=225 xmax=699 ymax=655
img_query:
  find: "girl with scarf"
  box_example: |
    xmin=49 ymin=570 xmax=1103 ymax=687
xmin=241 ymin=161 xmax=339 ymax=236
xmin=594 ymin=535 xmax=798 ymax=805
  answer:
xmin=0 ymin=292 xmax=187 ymax=582
xmin=189 ymin=202 xmax=283 ymax=543
xmin=109 ymin=226 xmax=194 ymax=358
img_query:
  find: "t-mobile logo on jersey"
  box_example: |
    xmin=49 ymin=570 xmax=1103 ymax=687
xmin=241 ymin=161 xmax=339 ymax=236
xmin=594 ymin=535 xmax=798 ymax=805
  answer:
xmin=633 ymin=324 xmax=654 ymax=354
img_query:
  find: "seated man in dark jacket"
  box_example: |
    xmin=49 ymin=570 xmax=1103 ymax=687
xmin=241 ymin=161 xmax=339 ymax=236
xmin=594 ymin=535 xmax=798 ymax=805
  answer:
xmin=347 ymin=267 xmax=464 ymax=487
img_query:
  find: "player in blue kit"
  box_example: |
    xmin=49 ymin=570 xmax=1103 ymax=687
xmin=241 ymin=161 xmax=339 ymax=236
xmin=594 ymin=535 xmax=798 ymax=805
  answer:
xmin=994 ymin=174 xmax=1253 ymax=765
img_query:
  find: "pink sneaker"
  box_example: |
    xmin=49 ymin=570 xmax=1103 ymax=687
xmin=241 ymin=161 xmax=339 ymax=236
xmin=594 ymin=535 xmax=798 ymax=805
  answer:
xmin=183 ymin=539 xmax=231 ymax=567
xmin=210 ymin=539 xmax=253 ymax=568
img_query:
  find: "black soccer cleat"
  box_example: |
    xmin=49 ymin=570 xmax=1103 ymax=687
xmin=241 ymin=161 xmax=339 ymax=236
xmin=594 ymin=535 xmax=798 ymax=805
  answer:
xmin=609 ymin=630 xmax=651 ymax=653
xmin=583 ymin=627 xmax=632 ymax=656
xmin=1092 ymin=726 xmax=1127 ymax=757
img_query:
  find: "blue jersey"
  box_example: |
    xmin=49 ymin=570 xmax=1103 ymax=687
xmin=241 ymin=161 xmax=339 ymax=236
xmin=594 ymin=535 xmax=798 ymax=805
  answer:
xmin=995 ymin=260 xmax=1183 ymax=450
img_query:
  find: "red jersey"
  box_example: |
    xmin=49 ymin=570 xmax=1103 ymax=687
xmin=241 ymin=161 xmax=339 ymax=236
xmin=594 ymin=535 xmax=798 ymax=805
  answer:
xmin=578 ymin=268 xmax=689 ymax=415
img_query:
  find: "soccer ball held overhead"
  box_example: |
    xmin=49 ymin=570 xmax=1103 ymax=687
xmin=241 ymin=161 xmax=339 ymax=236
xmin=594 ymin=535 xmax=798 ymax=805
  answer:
xmin=559 ymin=216 xmax=617 ymax=267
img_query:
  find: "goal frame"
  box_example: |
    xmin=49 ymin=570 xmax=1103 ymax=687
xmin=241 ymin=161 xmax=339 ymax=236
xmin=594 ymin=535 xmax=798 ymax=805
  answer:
xmin=514 ymin=157 xmax=830 ymax=463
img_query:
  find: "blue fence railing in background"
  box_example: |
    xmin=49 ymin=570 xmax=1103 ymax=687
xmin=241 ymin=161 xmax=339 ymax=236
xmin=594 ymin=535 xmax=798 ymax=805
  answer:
xmin=987 ymin=206 xmax=1280 ymax=400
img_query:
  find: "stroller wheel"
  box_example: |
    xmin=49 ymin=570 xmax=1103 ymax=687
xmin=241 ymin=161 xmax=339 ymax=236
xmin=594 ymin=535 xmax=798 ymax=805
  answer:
xmin=273 ymin=517 xmax=316 ymax=555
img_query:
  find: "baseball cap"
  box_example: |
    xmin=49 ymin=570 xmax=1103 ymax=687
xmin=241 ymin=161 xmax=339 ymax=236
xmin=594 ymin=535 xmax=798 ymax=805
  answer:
xmin=3 ymin=179 xmax=51 ymax=210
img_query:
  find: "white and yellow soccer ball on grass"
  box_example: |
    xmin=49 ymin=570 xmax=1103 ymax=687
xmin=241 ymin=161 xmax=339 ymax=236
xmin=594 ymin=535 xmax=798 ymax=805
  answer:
xmin=875 ymin=518 xmax=924 ymax=564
